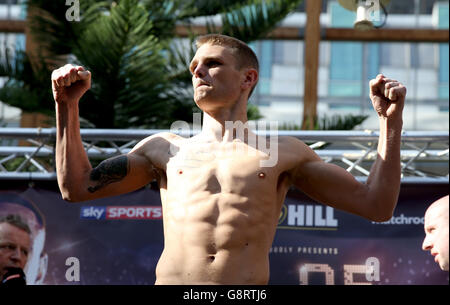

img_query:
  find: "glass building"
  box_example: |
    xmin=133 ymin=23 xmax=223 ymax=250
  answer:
xmin=249 ymin=0 xmax=449 ymax=131
xmin=0 ymin=0 xmax=449 ymax=131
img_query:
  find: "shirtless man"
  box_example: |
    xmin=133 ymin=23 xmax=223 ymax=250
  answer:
xmin=52 ymin=34 xmax=406 ymax=284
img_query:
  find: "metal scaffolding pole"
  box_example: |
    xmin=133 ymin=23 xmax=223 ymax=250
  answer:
xmin=0 ymin=128 xmax=448 ymax=183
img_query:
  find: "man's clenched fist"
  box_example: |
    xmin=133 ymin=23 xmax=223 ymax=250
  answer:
xmin=369 ymin=74 xmax=406 ymax=119
xmin=52 ymin=64 xmax=91 ymax=105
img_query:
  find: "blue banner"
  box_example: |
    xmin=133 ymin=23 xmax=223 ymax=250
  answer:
xmin=0 ymin=183 xmax=448 ymax=285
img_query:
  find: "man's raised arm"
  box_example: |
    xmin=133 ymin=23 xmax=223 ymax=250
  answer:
xmin=52 ymin=64 xmax=154 ymax=202
xmin=290 ymin=74 xmax=406 ymax=222
xmin=363 ymin=74 xmax=406 ymax=219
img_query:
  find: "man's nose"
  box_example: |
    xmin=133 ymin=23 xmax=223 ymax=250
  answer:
xmin=193 ymin=64 xmax=206 ymax=78
xmin=10 ymin=248 xmax=25 ymax=263
xmin=422 ymin=236 xmax=432 ymax=251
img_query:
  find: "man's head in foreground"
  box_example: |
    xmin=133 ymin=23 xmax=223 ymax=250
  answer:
xmin=422 ymin=195 xmax=449 ymax=271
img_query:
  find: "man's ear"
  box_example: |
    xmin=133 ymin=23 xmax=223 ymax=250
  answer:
xmin=241 ymin=68 xmax=258 ymax=90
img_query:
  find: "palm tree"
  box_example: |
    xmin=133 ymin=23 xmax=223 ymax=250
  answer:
xmin=1 ymin=0 xmax=303 ymax=128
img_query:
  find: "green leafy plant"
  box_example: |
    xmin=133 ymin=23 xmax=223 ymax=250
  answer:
xmin=0 ymin=47 xmax=54 ymax=116
xmin=0 ymin=0 xmax=302 ymax=128
xmin=279 ymin=114 xmax=369 ymax=130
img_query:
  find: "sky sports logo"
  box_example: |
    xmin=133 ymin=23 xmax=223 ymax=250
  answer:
xmin=80 ymin=206 xmax=162 ymax=220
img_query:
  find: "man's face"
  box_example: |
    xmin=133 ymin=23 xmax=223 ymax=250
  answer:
xmin=422 ymin=201 xmax=449 ymax=271
xmin=0 ymin=222 xmax=32 ymax=280
xmin=190 ymin=44 xmax=244 ymax=111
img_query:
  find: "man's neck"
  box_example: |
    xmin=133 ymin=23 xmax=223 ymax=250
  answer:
xmin=201 ymin=105 xmax=249 ymax=143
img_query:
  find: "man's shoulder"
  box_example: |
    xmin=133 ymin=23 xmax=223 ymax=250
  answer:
xmin=277 ymin=135 xmax=308 ymax=149
xmin=276 ymin=135 xmax=320 ymax=163
xmin=131 ymin=132 xmax=181 ymax=153
xmin=140 ymin=131 xmax=182 ymax=144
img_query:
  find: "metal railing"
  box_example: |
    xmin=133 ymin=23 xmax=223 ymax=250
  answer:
xmin=0 ymin=128 xmax=448 ymax=183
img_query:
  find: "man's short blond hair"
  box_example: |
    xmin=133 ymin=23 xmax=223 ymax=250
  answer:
xmin=195 ymin=34 xmax=259 ymax=98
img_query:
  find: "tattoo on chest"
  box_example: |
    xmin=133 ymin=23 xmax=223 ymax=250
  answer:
xmin=88 ymin=155 xmax=129 ymax=193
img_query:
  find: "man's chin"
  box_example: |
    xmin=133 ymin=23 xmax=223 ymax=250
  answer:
xmin=194 ymin=97 xmax=215 ymax=110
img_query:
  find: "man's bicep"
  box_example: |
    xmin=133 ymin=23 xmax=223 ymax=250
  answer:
xmin=87 ymin=155 xmax=130 ymax=193
xmin=86 ymin=153 xmax=154 ymax=197
xmin=293 ymin=159 xmax=369 ymax=217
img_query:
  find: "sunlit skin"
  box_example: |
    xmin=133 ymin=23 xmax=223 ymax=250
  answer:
xmin=52 ymin=39 xmax=406 ymax=284
xmin=0 ymin=223 xmax=31 ymax=281
xmin=422 ymin=195 xmax=449 ymax=271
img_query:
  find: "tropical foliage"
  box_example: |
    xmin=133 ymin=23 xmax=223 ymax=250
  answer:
xmin=279 ymin=114 xmax=369 ymax=130
xmin=0 ymin=0 xmax=303 ymax=128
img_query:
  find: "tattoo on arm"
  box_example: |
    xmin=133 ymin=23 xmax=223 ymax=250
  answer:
xmin=88 ymin=155 xmax=129 ymax=193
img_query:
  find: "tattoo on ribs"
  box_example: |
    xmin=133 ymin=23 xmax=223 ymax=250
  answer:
xmin=88 ymin=155 xmax=129 ymax=193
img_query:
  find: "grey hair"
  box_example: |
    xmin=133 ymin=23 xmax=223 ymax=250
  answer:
xmin=0 ymin=214 xmax=31 ymax=234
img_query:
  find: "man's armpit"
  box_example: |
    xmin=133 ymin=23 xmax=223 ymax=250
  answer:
xmin=88 ymin=155 xmax=129 ymax=193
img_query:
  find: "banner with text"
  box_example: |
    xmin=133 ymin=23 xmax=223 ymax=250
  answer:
xmin=0 ymin=184 xmax=447 ymax=285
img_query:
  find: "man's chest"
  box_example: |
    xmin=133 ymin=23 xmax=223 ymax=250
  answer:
xmin=165 ymin=143 xmax=278 ymax=194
